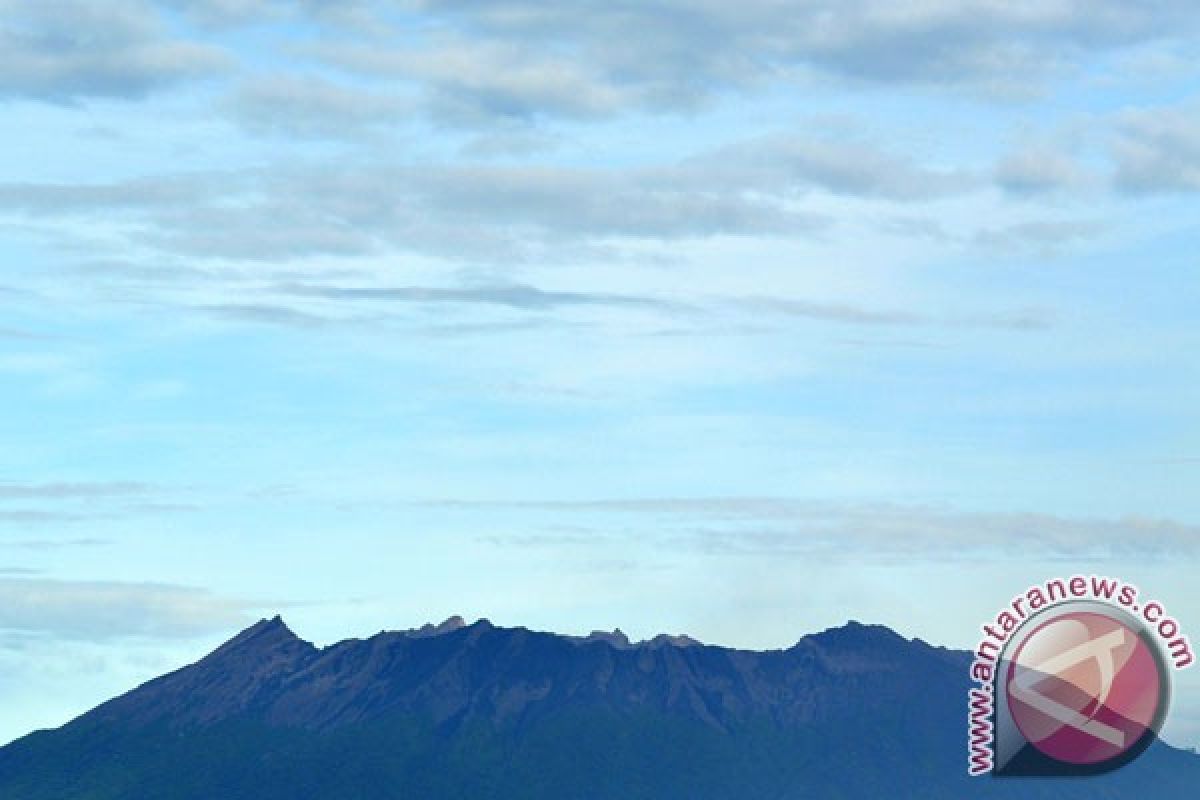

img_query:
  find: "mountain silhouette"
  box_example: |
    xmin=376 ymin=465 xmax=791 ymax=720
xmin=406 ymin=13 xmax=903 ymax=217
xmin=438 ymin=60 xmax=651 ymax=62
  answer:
xmin=0 ymin=616 xmax=1196 ymax=799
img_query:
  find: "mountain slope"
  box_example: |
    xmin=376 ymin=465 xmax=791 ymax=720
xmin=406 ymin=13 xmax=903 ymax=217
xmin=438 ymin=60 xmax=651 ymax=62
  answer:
xmin=0 ymin=617 xmax=1196 ymax=799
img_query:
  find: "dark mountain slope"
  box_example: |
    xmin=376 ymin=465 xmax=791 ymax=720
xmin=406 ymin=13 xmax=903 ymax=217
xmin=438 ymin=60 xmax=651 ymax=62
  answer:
xmin=0 ymin=617 xmax=1196 ymax=799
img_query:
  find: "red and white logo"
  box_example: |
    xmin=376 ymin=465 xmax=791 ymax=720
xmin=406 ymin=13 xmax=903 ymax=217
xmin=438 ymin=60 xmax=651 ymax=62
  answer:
xmin=1005 ymin=609 xmax=1167 ymax=767
xmin=969 ymin=578 xmax=1191 ymax=777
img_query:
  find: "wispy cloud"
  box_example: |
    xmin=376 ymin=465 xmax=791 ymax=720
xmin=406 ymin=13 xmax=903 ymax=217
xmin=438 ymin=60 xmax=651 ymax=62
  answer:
xmin=0 ymin=481 xmax=154 ymax=500
xmin=1113 ymin=101 xmax=1200 ymax=194
xmin=733 ymin=297 xmax=924 ymax=326
xmin=0 ymin=577 xmax=251 ymax=640
xmin=0 ymin=326 xmax=45 ymax=340
xmin=0 ymin=511 xmax=92 ymax=525
xmin=226 ymin=75 xmax=411 ymax=139
xmin=995 ymin=146 xmax=1092 ymax=195
xmin=701 ymin=135 xmax=974 ymax=200
xmin=433 ymin=497 xmax=1200 ymax=561
xmin=731 ymin=296 xmax=1052 ymax=331
xmin=0 ymin=161 xmax=819 ymax=265
xmin=973 ymin=219 xmax=1106 ymax=254
xmin=0 ymin=481 xmax=193 ymax=527
xmin=277 ymin=283 xmax=681 ymax=312
xmin=0 ymin=126 xmax=979 ymax=268
xmin=0 ymin=538 xmax=109 ymax=551
xmin=193 ymin=303 xmax=334 ymax=329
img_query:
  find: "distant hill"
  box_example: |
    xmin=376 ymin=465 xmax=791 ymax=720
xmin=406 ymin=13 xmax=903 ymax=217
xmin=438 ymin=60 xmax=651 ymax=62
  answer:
xmin=0 ymin=616 xmax=1196 ymax=799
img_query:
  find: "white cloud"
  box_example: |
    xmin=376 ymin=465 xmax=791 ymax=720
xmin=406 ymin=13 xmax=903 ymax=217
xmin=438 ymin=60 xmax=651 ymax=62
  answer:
xmin=0 ymin=0 xmax=228 ymax=102
xmin=0 ymin=578 xmax=252 ymax=640
xmin=227 ymin=75 xmax=412 ymax=138
xmin=995 ymin=146 xmax=1091 ymax=195
xmin=300 ymin=0 xmax=1200 ymax=121
xmin=1114 ymin=101 xmax=1200 ymax=193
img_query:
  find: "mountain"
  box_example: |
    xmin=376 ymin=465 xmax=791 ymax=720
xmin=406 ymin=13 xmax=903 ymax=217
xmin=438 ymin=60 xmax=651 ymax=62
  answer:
xmin=0 ymin=616 xmax=1196 ymax=799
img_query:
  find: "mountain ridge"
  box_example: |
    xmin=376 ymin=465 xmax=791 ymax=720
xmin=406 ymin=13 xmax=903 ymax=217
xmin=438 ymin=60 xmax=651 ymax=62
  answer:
xmin=0 ymin=615 xmax=1196 ymax=799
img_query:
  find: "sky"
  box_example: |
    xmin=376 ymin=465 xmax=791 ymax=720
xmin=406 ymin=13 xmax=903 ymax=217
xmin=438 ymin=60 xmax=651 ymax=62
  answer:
xmin=0 ymin=0 xmax=1198 ymax=749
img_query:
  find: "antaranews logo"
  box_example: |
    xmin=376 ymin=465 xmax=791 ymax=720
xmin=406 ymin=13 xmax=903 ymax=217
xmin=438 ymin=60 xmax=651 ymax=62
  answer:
xmin=967 ymin=576 xmax=1193 ymax=777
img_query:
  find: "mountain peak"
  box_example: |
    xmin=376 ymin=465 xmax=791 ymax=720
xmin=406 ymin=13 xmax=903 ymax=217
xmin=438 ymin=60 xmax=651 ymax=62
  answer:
xmin=409 ymin=615 xmax=468 ymax=638
xmin=645 ymin=632 xmax=703 ymax=648
xmin=237 ymin=614 xmax=295 ymax=641
xmin=800 ymin=619 xmax=910 ymax=652
xmin=206 ymin=615 xmax=307 ymax=661
xmin=581 ymin=628 xmax=632 ymax=648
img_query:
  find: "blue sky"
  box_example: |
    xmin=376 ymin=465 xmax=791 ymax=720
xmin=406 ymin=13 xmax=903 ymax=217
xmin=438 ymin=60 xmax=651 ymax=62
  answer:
xmin=1 ymin=0 xmax=1198 ymax=748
